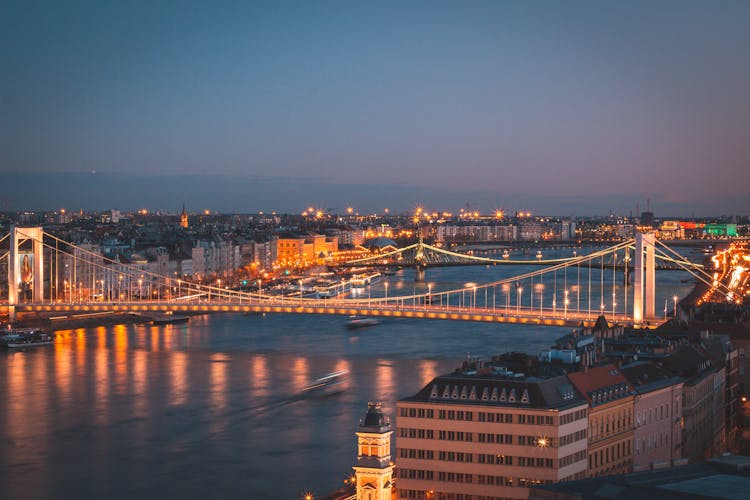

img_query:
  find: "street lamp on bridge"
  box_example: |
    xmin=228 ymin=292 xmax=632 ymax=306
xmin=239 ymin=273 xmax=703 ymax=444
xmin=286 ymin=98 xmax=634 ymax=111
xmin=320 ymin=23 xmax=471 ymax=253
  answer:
xmin=517 ymin=286 xmax=523 ymax=314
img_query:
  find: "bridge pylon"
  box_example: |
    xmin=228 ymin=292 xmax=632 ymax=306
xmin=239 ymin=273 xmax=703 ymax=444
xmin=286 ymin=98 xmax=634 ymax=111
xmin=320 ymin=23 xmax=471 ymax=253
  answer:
xmin=7 ymin=227 xmax=45 ymax=320
xmin=633 ymin=232 xmax=656 ymax=325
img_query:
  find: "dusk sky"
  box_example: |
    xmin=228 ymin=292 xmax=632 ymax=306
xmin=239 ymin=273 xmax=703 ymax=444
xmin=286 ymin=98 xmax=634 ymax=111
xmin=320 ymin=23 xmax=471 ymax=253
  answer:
xmin=2 ymin=1 xmax=749 ymax=215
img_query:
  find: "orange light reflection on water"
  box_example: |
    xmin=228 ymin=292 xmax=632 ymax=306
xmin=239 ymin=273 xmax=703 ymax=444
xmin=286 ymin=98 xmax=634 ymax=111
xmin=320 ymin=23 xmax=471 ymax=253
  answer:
xmin=293 ymin=357 xmax=309 ymax=392
xmin=251 ymin=355 xmax=269 ymax=400
xmin=170 ymin=351 xmax=188 ymax=406
xmin=132 ymin=348 xmax=147 ymax=416
xmin=419 ymin=360 xmax=438 ymax=388
xmin=54 ymin=332 xmax=73 ymax=401
xmin=95 ymin=328 xmax=109 ymax=425
xmin=113 ymin=325 xmax=128 ymax=391
xmin=210 ymin=353 xmax=229 ymax=413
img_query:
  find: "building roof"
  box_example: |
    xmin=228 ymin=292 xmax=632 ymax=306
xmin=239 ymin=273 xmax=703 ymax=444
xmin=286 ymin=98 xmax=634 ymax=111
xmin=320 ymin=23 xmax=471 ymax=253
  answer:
xmin=567 ymin=364 xmax=633 ymax=407
xmin=402 ymin=372 xmax=586 ymax=411
xmin=530 ymin=455 xmax=750 ymax=500
xmin=619 ymin=361 xmax=683 ymax=394
xmin=359 ymin=402 xmax=390 ymax=433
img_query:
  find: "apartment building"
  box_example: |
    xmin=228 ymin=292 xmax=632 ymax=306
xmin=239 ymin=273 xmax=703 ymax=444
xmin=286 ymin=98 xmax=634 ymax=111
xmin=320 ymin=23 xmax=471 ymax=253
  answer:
xmin=396 ymin=369 xmax=589 ymax=500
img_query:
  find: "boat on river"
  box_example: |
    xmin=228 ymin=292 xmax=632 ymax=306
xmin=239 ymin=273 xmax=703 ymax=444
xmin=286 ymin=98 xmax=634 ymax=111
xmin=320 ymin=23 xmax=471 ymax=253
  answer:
xmin=0 ymin=328 xmax=54 ymax=348
xmin=345 ymin=316 xmax=380 ymax=330
xmin=302 ymin=370 xmax=348 ymax=396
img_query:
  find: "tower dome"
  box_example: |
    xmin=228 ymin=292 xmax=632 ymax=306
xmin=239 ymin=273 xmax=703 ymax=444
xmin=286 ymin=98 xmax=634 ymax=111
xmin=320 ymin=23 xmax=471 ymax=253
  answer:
xmin=360 ymin=401 xmax=390 ymax=432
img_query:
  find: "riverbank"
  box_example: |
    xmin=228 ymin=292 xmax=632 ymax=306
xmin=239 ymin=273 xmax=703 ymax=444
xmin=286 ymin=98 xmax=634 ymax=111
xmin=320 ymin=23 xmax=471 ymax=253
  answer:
xmin=7 ymin=311 xmax=155 ymax=332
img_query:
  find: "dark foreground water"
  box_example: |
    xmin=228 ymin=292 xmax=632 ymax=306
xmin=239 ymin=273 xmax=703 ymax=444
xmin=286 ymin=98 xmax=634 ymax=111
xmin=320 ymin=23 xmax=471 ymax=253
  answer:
xmin=0 ymin=254 xmax=698 ymax=499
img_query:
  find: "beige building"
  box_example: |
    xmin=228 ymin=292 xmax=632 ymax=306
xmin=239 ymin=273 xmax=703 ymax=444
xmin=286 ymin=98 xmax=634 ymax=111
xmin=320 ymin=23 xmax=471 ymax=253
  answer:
xmin=275 ymin=233 xmax=338 ymax=268
xmin=396 ymin=370 xmax=589 ymax=499
xmin=567 ymin=365 xmax=634 ymax=478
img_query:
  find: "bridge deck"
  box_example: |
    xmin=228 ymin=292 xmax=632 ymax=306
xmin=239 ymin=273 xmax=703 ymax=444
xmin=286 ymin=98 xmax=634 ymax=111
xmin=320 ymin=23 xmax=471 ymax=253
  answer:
xmin=11 ymin=301 xmax=661 ymax=329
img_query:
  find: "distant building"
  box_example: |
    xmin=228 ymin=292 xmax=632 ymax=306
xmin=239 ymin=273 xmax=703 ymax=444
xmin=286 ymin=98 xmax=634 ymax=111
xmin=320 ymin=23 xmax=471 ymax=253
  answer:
xmin=179 ymin=204 xmax=188 ymax=229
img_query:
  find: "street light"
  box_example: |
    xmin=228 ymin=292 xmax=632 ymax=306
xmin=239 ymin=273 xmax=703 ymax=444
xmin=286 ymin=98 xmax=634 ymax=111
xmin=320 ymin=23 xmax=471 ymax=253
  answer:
xmin=517 ymin=286 xmax=523 ymax=314
xmin=673 ymin=295 xmax=678 ymax=318
xmin=465 ymin=283 xmax=476 ymax=310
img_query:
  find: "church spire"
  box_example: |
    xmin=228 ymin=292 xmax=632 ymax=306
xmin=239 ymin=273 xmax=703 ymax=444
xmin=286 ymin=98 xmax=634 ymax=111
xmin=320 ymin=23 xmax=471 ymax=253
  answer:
xmin=180 ymin=203 xmax=188 ymax=229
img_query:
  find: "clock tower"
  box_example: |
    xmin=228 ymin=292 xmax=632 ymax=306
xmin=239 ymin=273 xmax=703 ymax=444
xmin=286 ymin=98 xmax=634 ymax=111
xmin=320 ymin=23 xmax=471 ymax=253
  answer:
xmin=353 ymin=402 xmax=394 ymax=500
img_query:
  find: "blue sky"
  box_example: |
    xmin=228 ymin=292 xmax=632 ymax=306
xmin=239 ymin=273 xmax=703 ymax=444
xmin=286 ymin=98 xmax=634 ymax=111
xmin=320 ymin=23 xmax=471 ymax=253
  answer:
xmin=2 ymin=1 xmax=749 ymax=215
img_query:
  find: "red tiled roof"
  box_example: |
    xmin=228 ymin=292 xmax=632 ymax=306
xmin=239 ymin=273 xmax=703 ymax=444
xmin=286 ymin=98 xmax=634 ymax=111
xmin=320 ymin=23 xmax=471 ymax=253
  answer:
xmin=567 ymin=364 xmax=633 ymax=404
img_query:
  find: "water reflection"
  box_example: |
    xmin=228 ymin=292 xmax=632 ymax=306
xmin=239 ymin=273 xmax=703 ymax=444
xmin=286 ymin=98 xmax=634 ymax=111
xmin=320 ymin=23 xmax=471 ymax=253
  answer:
xmin=7 ymin=264 xmax=675 ymax=500
xmin=251 ymin=354 xmax=269 ymax=400
xmin=170 ymin=351 xmax=188 ymax=406
xmin=419 ymin=359 xmax=438 ymax=388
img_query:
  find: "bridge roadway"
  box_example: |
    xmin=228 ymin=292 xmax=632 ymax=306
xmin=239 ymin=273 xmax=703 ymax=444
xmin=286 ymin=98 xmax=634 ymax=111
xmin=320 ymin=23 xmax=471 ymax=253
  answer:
xmin=12 ymin=300 xmax=661 ymax=329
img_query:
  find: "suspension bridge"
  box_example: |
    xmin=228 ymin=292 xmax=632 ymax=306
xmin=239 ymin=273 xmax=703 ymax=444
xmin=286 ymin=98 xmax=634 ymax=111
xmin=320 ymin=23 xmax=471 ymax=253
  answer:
xmin=0 ymin=227 xmax=717 ymax=328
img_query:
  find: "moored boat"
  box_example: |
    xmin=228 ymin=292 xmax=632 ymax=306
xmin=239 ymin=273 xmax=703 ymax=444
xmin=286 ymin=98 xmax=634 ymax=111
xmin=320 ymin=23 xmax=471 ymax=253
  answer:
xmin=0 ymin=328 xmax=53 ymax=348
xmin=151 ymin=312 xmax=189 ymax=325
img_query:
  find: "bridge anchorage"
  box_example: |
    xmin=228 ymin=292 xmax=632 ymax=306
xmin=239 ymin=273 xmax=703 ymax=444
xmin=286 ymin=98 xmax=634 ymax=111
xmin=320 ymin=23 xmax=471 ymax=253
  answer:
xmin=1 ymin=227 xmax=712 ymax=327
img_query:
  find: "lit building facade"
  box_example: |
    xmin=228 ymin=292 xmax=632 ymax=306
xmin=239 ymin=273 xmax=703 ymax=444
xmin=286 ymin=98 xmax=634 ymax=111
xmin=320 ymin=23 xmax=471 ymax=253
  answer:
xmin=567 ymin=365 xmax=635 ymax=478
xmin=396 ymin=372 xmax=589 ymax=499
xmin=620 ymin=361 xmax=683 ymax=471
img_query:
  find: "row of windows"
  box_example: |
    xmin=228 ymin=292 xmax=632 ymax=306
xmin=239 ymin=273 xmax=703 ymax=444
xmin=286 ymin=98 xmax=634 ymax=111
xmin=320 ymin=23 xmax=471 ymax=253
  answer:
xmin=399 ymin=468 xmax=434 ymax=480
xmin=400 ymin=408 xmax=435 ymax=419
xmin=400 ymin=449 xmax=582 ymax=469
xmin=589 ymin=440 xmax=631 ymax=469
xmin=517 ymin=435 xmax=545 ymax=446
xmin=559 ymin=429 xmax=588 ymax=446
xmin=433 ymin=473 xmax=550 ymax=488
xmin=560 ymin=409 xmax=588 ymax=425
xmin=399 ymin=408 xmax=582 ymax=426
xmin=439 ymin=430 xmax=473 ymax=441
xmin=636 ymin=403 xmax=677 ymax=427
xmin=399 ymin=489 xmax=516 ymax=500
xmin=399 ymin=428 xmax=586 ymax=448
xmin=478 ymin=412 xmax=514 ymax=423
xmin=477 ymin=433 xmax=513 ymax=444
xmin=439 ymin=410 xmax=473 ymax=421
xmin=439 ymin=451 xmax=474 ymax=462
xmin=399 ymin=428 xmax=435 ymax=439
xmin=591 ymin=409 xmax=633 ymax=441
xmin=518 ymin=414 xmax=553 ymax=425
xmin=635 ymin=432 xmax=672 ymax=454
xmin=559 ymin=450 xmax=587 ymax=468
xmin=477 ymin=453 xmax=513 ymax=465
xmin=516 ymin=457 xmax=554 ymax=468
xmin=399 ymin=448 xmax=435 ymax=460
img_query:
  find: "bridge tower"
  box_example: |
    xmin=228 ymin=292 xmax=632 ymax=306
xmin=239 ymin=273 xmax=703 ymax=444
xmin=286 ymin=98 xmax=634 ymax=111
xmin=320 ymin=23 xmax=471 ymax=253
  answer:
xmin=633 ymin=231 xmax=656 ymax=324
xmin=7 ymin=227 xmax=44 ymax=319
xmin=353 ymin=401 xmax=394 ymax=500
xmin=414 ymin=230 xmax=426 ymax=282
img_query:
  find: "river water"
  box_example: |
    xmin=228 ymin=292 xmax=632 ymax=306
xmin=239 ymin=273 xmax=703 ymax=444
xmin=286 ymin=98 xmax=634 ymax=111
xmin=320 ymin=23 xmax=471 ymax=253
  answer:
xmin=0 ymin=248 xmax=700 ymax=499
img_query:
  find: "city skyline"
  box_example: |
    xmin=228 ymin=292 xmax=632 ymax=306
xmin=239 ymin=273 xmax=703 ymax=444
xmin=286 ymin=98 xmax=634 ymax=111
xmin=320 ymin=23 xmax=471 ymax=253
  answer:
xmin=3 ymin=1 xmax=750 ymax=215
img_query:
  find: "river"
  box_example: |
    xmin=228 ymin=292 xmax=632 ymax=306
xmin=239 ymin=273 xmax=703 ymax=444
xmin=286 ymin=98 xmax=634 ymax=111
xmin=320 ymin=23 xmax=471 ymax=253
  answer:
xmin=0 ymin=248 xmax=700 ymax=499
